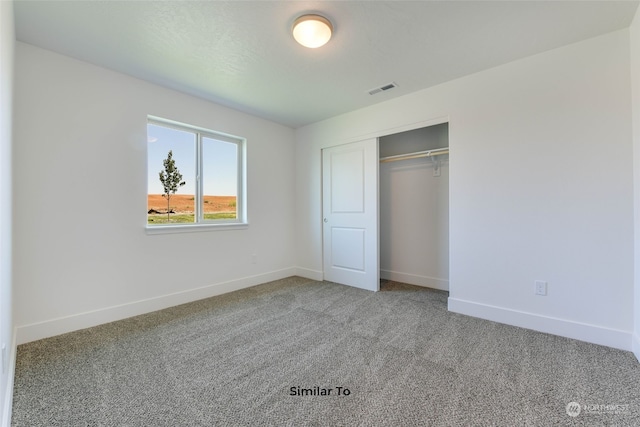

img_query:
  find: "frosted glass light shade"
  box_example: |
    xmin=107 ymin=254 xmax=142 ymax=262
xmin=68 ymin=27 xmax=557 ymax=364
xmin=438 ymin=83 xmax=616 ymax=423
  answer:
xmin=292 ymin=15 xmax=333 ymax=48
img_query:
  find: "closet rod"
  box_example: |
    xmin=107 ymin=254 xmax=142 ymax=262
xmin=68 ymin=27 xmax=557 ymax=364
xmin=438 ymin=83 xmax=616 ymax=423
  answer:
xmin=379 ymin=147 xmax=449 ymax=163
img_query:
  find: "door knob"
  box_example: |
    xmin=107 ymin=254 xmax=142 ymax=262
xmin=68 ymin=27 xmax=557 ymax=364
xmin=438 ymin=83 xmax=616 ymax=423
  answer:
xmin=323 ymin=218 xmax=328 ymax=223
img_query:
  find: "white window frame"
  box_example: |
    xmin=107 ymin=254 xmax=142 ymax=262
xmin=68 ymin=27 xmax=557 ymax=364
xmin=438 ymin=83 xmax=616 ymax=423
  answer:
xmin=146 ymin=116 xmax=247 ymax=234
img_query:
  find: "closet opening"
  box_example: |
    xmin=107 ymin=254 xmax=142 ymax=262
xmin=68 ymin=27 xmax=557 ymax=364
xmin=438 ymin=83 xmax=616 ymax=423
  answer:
xmin=379 ymin=122 xmax=449 ymax=291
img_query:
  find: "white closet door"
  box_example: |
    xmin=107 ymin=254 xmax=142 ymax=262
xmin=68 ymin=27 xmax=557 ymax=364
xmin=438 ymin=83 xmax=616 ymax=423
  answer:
xmin=322 ymin=139 xmax=379 ymax=291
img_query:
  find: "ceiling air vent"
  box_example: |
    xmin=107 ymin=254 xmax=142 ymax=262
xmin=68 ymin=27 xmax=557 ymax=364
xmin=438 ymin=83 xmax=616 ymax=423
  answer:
xmin=368 ymin=82 xmax=398 ymax=95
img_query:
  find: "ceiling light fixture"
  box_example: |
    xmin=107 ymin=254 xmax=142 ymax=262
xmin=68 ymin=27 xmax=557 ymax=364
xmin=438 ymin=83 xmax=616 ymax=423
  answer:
xmin=292 ymin=14 xmax=333 ymax=48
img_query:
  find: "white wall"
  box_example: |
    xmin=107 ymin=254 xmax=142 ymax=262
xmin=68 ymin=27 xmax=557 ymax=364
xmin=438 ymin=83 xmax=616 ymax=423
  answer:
xmin=631 ymin=8 xmax=640 ymax=361
xmin=0 ymin=1 xmax=14 ymax=424
xmin=13 ymin=42 xmax=297 ymax=344
xmin=379 ymin=126 xmax=449 ymax=290
xmin=296 ymin=29 xmax=634 ymax=351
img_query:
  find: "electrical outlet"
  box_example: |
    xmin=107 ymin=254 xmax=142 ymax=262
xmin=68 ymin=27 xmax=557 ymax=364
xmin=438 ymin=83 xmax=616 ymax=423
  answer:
xmin=535 ymin=280 xmax=547 ymax=296
xmin=1 ymin=343 xmax=6 ymax=374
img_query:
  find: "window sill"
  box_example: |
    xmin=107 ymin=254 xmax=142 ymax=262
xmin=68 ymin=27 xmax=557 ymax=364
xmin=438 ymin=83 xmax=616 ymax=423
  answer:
xmin=145 ymin=222 xmax=249 ymax=235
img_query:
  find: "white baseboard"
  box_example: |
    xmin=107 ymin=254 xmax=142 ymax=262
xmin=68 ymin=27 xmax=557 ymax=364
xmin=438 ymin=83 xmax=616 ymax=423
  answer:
xmin=633 ymin=332 xmax=640 ymax=363
xmin=17 ymin=268 xmax=297 ymax=345
xmin=380 ymin=269 xmax=449 ymax=291
xmin=294 ymin=267 xmax=323 ymax=281
xmin=1 ymin=329 xmax=16 ymax=427
xmin=448 ymin=297 xmax=632 ymax=352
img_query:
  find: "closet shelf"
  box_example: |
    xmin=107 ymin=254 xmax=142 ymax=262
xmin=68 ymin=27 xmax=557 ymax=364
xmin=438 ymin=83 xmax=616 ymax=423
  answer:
xmin=379 ymin=147 xmax=449 ymax=163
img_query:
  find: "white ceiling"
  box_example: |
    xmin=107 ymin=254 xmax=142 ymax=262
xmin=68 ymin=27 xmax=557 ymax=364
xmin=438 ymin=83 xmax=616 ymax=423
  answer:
xmin=13 ymin=1 xmax=639 ymax=128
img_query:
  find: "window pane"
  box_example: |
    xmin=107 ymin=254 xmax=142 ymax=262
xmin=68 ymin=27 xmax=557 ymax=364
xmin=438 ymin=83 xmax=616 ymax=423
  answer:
xmin=202 ymin=137 xmax=238 ymax=220
xmin=147 ymin=124 xmax=196 ymax=224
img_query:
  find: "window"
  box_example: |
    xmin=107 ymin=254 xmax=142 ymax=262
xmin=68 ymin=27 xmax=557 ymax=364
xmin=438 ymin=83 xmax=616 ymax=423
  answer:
xmin=147 ymin=117 xmax=246 ymax=230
